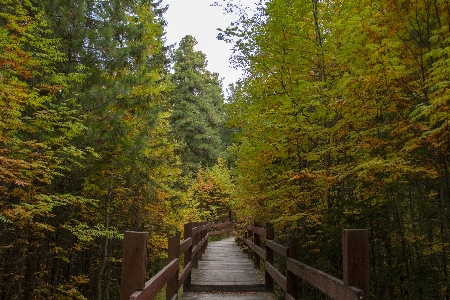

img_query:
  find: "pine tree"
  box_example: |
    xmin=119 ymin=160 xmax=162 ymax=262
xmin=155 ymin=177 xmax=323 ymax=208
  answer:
xmin=4 ymin=1 xmax=183 ymax=298
xmin=170 ymin=35 xmax=226 ymax=173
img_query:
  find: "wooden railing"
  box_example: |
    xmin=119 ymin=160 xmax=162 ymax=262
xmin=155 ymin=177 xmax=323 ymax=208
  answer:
xmin=119 ymin=221 xmax=234 ymax=300
xmin=242 ymin=223 xmax=369 ymax=300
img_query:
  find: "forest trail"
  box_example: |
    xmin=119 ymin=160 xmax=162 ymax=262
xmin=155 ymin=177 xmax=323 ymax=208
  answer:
xmin=181 ymin=238 xmax=276 ymax=300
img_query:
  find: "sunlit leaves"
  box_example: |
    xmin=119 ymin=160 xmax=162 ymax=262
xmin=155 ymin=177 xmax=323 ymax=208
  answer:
xmin=223 ymin=0 xmax=450 ymax=297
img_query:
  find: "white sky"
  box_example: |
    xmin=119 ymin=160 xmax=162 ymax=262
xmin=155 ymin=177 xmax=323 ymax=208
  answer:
xmin=161 ymin=0 xmax=255 ymax=94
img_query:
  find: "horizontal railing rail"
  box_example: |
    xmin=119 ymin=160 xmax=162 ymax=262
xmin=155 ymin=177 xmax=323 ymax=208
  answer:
xmin=242 ymin=223 xmax=369 ymax=300
xmin=208 ymin=221 xmax=234 ymax=237
xmin=120 ymin=220 xmax=234 ymax=300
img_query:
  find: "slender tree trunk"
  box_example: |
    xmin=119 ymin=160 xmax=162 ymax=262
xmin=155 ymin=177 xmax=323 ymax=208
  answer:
xmin=97 ymin=178 xmax=113 ymax=300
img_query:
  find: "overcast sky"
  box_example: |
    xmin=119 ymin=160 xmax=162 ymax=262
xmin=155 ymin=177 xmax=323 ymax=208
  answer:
xmin=161 ymin=0 xmax=255 ymax=94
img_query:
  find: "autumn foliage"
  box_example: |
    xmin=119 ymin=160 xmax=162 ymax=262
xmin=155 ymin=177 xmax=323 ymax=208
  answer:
xmin=221 ymin=0 xmax=450 ymax=298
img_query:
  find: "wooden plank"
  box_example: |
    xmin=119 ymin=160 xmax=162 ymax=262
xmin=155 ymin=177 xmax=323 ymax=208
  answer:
xmin=190 ymin=237 xmax=268 ymax=293
xmin=189 ymin=283 xmax=266 ymax=293
xmin=244 ymin=225 xmax=266 ymax=237
xmin=181 ymin=292 xmax=276 ymax=299
xmin=197 ymin=263 xmax=253 ymax=270
xmin=243 ymin=239 xmax=266 ymax=260
xmin=178 ymin=262 xmax=192 ymax=289
xmin=131 ymin=258 xmax=180 ymax=300
xmin=254 ymin=226 xmax=266 ymax=237
xmin=192 ymin=236 xmax=208 ymax=258
xmin=192 ymin=269 xmax=264 ymax=281
xmin=191 ymin=245 xmax=199 ymax=259
xmin=264 ymin=261 xmax=287 ymax=291
xmin=210 ymin=221 xmax=232 ymax=229
xmin=266 ymin=240 xmax=288 ymax=257
xmin=285 ymin=293 xmax=295 ymax=300
xmin=179 ymin=237 xmax=192 ymax=255
xmin=286 ymin=258 xmax=363 ymax=300
xmin=208 ymin=231 xmax=222 ymax=235
xmin=192 ymin=225 xmax=208 ymax=235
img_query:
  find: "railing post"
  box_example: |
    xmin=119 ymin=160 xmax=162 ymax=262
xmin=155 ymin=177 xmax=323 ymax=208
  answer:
xmin=198 ymin=222 xmax=203 ymax=260
xmin=287 ymin=236 xmax=299 ymax=300
xmin=202 ymin=222 xmax=206 ymax=255
xmin=203 ymin=222 xmax=208 ymax=254
xmin=343 ymin=229 xmax=369 ymax=300
xmin=247 ymin=225 xmax=253 ymax=259
xmin=192 ymin=222 xmax=199 ymax=268
xmin=265 ymin=223 xmax=274 ymax=292
xmin=120 ymin=231 xmax=148 ymax=300
xmin=253 ymin=222 xmax=261 ymax=269
xmin=183 ymin=223 xmax=193 ymax=292
xmin=166 ymin=235 xmax=180 ymax=300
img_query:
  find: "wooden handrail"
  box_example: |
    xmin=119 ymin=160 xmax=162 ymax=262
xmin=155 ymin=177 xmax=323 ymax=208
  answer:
xmin=130 ymin=258 xmax=179 ymax=300
xmin=120 ymin=220 xmax=233 ymax=300
xmin=242 ymin=223 xmax=369 ymax=300
xmin=286 ymin=258 xmax=363 ymax=300
xmin=120 ymin=220 xmax=368 ymax=300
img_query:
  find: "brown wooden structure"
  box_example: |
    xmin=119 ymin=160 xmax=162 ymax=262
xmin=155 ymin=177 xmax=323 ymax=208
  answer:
xmin=120 ymin=221 xmax=369 ymax=300
xmin=120 ymin=221 xmax=234 ymax=300
xmin=243 ymin=224 xmax=369 ymax=300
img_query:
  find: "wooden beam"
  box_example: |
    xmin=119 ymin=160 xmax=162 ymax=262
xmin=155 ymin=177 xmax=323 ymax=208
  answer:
xmin=343 ymin=229 xmax=369 ymax=300
xmin=265 ymin=223 xmax=275 ymax=292
xmin=166 ymin=236 xmax=180 ymax=300
xmin=287 ymin=258 xmax=362 ymax=300
xmin=120 ymin=231 xmax=148 ymax=300
xmin=130 ymin=258 xmax=179 ymax=300
xmin=243 ymin=239 xmax=266 ymax=260
xmin=179 ymin=237 xmax=192 ymax=255
xmin=183 ymin=223 xmax=193 ymax=292
xmin=265 ymin=261 xmax=287 ymax=291
xmin=266 ymin=240 xmax=288 ymax=257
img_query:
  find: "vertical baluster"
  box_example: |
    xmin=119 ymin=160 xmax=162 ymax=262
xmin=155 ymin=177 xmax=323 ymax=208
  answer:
xmin=183 ymin=223 xmax=193 ymax=292
xmin=120 ymin=232 xmax=148 ymax=300
xmin=254 ymin=222 xmax=261 ymax=269
xmin=343 ymin=229 xmax=369 ymax=300
xmin=166 ymin=235 xmax=180 ymax=300
xmin=265 ymin=223 xmax=274 ymax=291
xmin=287 ymin=236 xmax=299 ymax=300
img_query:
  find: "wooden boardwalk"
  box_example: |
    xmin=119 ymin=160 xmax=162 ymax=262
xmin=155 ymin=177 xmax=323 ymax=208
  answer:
xmin=181 ymin=237 xmax=276 ymax=300
xmin=121 ymin=223 xmax=368 ymax=300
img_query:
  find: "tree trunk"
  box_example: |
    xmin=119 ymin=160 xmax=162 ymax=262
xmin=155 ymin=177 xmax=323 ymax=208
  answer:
xmin=97 ymin=178 xmax=113 ymax=300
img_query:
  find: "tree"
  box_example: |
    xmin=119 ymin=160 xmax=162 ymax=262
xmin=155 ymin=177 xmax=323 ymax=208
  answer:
xmin=170 ymin=35 xmax=226 ymax=174
xmin=0 ymin=1 xmax=91 ymax=298
xmin=187 ymin=157 xmax=235 ymax=222
xmin=220 ymin=0 xmax=450 ymax=298
xmin=1 ymin=0 xmax=188 ymax=299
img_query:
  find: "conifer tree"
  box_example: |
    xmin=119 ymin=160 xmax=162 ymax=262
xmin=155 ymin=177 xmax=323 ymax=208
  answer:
xmin=170 ymin=35 xmax=226 ymax=173
xmin=2 ymin=1 xmax=183 ymax=298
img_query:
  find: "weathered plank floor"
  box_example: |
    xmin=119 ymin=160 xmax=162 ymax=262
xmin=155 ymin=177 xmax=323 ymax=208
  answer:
xmin=181 ymin=238 xmax=276 ymax=300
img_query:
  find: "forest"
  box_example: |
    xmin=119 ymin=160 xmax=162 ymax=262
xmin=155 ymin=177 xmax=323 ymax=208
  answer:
xmin=1 ymin=0 xmax=450 ymax=299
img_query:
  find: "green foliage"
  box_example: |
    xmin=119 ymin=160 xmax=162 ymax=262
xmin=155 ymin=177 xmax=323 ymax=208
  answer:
xmin=186 ymin=157 xmax=235 ymax=222
xmin=170 ymin=35 xmax=226 ymax=173
xmin=221 ymin=0 xmax=450 ymax=298
xmin=0 ymin=0 xmax=189 ymax=299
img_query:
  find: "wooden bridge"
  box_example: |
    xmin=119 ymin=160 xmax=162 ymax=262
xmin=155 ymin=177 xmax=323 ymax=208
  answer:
xmin=119 ymin=222 xmax=369 ymax=300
